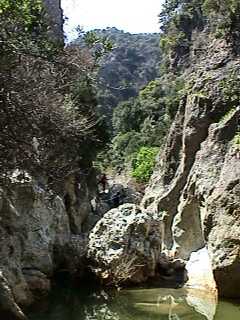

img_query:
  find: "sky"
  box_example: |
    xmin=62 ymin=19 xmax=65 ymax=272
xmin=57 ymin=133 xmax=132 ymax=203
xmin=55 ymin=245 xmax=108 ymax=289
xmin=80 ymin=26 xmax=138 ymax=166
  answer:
xmin=61 ymin=0 xmax=163 ymax=40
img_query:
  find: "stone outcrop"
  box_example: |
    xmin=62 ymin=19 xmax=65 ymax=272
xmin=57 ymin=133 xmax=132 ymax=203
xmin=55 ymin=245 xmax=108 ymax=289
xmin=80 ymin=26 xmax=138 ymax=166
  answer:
xmin=0 ymin=169 xmax=98 ymax=318
xmin=64 ymin=168 xmax=98 ymax=233
xmin=88 ymin=204 xmax=162 ymax=285
xmin=0 ymin=181 xmax=70 ymax=316
xmin=200 ymin=125 xmax=240 ymax=298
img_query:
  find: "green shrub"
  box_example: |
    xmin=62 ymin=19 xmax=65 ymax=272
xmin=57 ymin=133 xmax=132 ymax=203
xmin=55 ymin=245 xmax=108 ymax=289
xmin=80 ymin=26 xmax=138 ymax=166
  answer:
xmin=160 ymin=32 xmax=189 ymax=54
xmin=232 ymin=132 xmax=240 ymax=149
xmin=219 ymin=108 xmax=236 ymax=125
xmin=203 ymin=0 xmax=240 ymax=38
xmin=132 ymin=147 xmax=158 ymax=183
xmin=107 ymin=131 xmax=143 ymax=169
xmin=219 ymin=71 xmax=240 ymax=103
xmin=0 ymin=0 xmax=59 ymax=57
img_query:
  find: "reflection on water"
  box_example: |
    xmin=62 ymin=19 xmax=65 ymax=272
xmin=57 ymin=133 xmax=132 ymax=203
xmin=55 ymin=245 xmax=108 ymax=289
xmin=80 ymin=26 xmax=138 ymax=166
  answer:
xmin=117 ymin=288 xmax=215 ymax=320
xmin=27 ymin=284 xmax=240 ymax=320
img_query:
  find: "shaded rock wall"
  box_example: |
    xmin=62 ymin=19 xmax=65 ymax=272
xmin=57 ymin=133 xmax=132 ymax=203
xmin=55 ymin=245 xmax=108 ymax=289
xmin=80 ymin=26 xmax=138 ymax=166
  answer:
xmin=64 ymin=168 xmax=98 ymax=233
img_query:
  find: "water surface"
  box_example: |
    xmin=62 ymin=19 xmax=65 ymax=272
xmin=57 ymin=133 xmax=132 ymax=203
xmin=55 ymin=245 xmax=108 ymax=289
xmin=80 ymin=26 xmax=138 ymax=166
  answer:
xmin=27 ymin=284 xmax=240 ymax=320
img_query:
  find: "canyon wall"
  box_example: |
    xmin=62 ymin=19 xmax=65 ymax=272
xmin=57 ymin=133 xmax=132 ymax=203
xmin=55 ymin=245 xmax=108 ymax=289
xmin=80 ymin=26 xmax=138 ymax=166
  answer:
xmin=88 ymin=35 xmax=240 ymax=298
xmin=142 ymin=36 xmax=240 ymax=297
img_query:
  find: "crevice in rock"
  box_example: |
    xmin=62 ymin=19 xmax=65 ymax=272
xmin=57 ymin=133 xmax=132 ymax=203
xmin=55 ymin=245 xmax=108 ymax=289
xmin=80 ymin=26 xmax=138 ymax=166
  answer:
xmin=156 ymin=97 xmax=214 ymax=249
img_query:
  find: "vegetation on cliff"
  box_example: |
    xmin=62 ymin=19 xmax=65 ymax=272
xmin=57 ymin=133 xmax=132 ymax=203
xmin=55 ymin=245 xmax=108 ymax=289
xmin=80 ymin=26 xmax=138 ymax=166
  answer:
xmin=159 ymin=0 xmax=240 ymax=67
xmin=101 ymin=0 xmax=240 ymax=183
xmin=0 ymin=0 xmax=110 ymax=191
xmin=104 ymin=76 xmax=183 ymax=177
xmin=1 ymin=0 xmax=239 ymax=186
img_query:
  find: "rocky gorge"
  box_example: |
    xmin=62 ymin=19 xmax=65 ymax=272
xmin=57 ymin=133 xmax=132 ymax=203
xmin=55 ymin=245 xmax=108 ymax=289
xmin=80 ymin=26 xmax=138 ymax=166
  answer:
xmin=1 ymin=0 xmax=240 ymax=319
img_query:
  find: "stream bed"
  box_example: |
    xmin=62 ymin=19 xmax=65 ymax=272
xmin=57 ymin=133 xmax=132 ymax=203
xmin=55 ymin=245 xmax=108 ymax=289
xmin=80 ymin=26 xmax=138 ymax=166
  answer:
xmin=27 ymin=284 xmax=240 ymax=320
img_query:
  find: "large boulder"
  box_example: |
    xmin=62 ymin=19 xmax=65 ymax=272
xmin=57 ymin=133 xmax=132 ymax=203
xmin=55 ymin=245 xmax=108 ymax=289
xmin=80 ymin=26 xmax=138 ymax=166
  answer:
xmin=88 ymin=204 xmax=163 ymax=285
xmin=88 ymin=204 xmax=187 ymax=286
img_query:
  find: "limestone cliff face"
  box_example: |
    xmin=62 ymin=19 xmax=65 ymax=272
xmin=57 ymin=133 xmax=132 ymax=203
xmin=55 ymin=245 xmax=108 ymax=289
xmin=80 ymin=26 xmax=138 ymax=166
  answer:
xmin=0 ymin=170 xmax=98 ymax=318
xmin=0 ymin=182 xmax=68 ymax=318
xmin=143 ymin=36 xmax=240 ymax=298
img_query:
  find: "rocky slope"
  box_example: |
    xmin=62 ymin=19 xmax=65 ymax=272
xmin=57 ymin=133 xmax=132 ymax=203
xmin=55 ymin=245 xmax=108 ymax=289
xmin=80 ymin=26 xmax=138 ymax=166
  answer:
xmin=0 ymin=168 xmax=140 ymax=318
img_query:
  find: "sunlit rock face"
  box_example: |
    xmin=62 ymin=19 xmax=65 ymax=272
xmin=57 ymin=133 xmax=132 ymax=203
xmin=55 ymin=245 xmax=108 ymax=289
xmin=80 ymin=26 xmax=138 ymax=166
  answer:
xmin=88 ymin=204 xmax=164 ymax=285
xmin=185 ymin=248 xmax=216 ymax=294
xmin=141 ymin=39 xmax=240 ymax=297
xmin=88 ymin=203 xmax=188 ymax=286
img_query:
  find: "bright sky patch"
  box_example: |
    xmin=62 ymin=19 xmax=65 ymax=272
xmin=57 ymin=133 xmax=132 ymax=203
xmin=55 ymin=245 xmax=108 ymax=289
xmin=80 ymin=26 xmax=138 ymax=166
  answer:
xmin=61 ymin=0 xmax=163 ymax=40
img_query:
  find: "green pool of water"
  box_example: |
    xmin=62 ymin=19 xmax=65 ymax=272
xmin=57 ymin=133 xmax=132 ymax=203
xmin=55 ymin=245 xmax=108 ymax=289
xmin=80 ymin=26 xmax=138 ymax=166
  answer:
xmin=27 ymin=284 xmax=240 ymax=320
